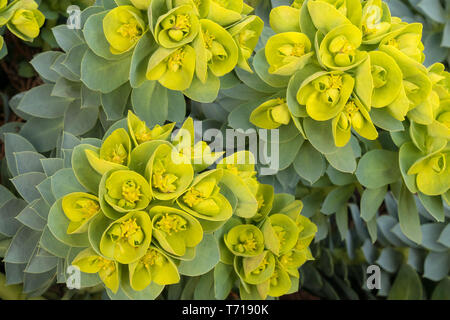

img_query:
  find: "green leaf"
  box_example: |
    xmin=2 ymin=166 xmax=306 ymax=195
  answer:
xmin=418 ymin=193 xmax=444 ymax=222
xmin=335 ymin=205 xmax=348 ymax=240
xmin=293 ymin=141 xmax=326 ymax=184
xmin=388 ymin=264 xmax=423 ymax=300
xmin=131 ymin=81 xmax=168 ymax=127
xmin=130 ymin=31 xmax=156 ymax=88
xmin=360 ymin=185 xmax=387 ymax=222
xmin=0 ymin=199 xmax=27 ymax=237
xmin=101 ymin=83 xmax=131 ymax=121
xmin=356 ymin=150 xmax=401 ymax=188
xmin=303 ymin=118 xmax=339 ymax=154
xmin=11 ymin=172 xmax=46 ymax=203
xmin=30 ymin=51 xmax=63 ymax=82
xmin=325 ymin=142 xmax=356 ymax=173
xmin=39 ymin=227 xmax=70 ymax=258
xmin=4 ymin=226 xmax=40 ymax=264
xmin=62 ymin=44 xmax=88 ymax=78
xmin=370 ymin=108 xmax=404 ymax=132
xmin=52 ymin=25 xmax=84 ymax=52
xmin=178 ymin=234 xmax=220 ymax=276
xmin=183 ymin=73 xmax=220 ymax=103
xmin=376 ymin=247 xmax=403 ymax=273
xmin=51 ymin=168 xmax=86 ymax=200
xmin=253 ymin=48 xmax=290 ymax=88
xmin=17 ymin=84 xmax=72 ymax=119
xmin=14 ymin=151 xmax=45 ymax=175
xmin=214 ymin=262 xmax=235 ymax=300
xmin=81 ymin=49 xmax=132 ymax=94
xmin=321 ymin=185 xmax=355 ymax=215
xmin=431 ymin=278 xmax=450 ymax=300
xmin=47 ymin=198 xmax=90 ymax=247
xmin=398 ymin=184 xmax=422 ymax=244
xmin=423 ymin=252 xmax=449 ymax=281
xmin=20 ymin=118 xmax=63 ymax=153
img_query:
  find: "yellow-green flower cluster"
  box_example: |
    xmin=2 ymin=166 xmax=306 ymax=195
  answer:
xmin=400 ymin=64 xmax=450 ymax=198
xmin=0 ymin=0 xmax=45 ymax=52
xmin=65 ymin=111 xmax=225 ymax=292
xmin=102 ymin=0 xmax=263 ymax=92
xmin=251 ymin=0 xmax=447 ymax=150
xmin=217 ymin=152 xmax=317 ymax=299
xmin=59 ymin=111 xmax=317 ymax=298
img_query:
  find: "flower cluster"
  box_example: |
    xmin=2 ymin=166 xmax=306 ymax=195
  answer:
xmin=251 ymin=0 xmax=448 ymax=151
xmin=0 ymin=0 xmax=45 ymax=53
xmin=102 ymin=0 xmax=263 ymax=93
xmin=56 ymin=111 xmax=317 ymax=297
xmin=217 ymin=152 xmax=317 ymax=299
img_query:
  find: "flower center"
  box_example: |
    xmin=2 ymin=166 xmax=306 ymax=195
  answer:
xmin=118 ymin=180 xmax=142 ymax=208
xmin=235 ymin=232 xmax=259 ymax=254
xmin=278 ymin=43 xmax=306 ymax=57
xmin=314 ymin=74 xmax=343 ymax=105
xmin=203 ymin=30 xmax=228 ymax=62
xmin=142 ymin=248 xmax=165 ymax=268
xmin=96 ymin=257 xmax=116 ymax=277
xmin=280 ymin=252 xmax=293 ymax=267
xmin=273 ymin=225 xmax=286 ymax=247
xmin=183 ymin=188 xmax=205 ymax=207
xmin=108 ymin=218 xmax=144 ymax=247
xmin=164 ymin=14 xmax=191 ymax=41
xmin=75 ymin=199 xmax=100 ymax=219
xmin=105 ymin=144 xmax=127 ymax=164
xmin=135 ymin=122 xmax=163 ymax=144
xmin=251 ymin=256 xmax=269 ymax=275
xmin=155 ymin=213 xmax=188 ymax=235
xmin=152 ymin=159 xmax=178 ymax=193
xmin=371 ymin=65 xmax=388 ymax=88
xmin=329 ymin=35 xmax=356 ymax=66
xmin=117 ymin=19 xmax=143 ymax=43
xmin=167 ymin=48 xmax=185 ymax=72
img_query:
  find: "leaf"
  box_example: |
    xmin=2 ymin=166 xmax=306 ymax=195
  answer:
xmin=356 ymin=150 xmax=401 ymax=188
xmin=370 ymin=108 xmax=404 ymax=132
xmin=178 ymin=234 xmax=220 ymax=276
xmin=130 ymin=31 xmax=156 ymax=88
xmin=360 ymin=185 xmax=387 ymax=221
xmin=51 ymin=168 xmax=86 ymax=200
xmin=398 ymin=184 xmax=422 ymax=244
xmin=11 ymin=173 xmax=46 ymax=203
xmin=131 ymin=81 xmax=168 ymax=127
xmin=325 ymin=142 xmax=356 ymax=173
xmin=335 ymin=205 xmax=348 ymax=240
xmin=421 ymin=223 xmax=448 ymax=252
xmin=101 ymin=83 xmax=131 ymax=121
xmin=167 ymin=89 xmax=186 ymax=123
xmin=293 ymin=141 xmax=325 ymax=184
xmin=39 ymin=227 xmax=70 ymax=258
xmin=52 ymin=25 xmax=84 ymax=53
xmin=81 ymin=49 xmax=132 ymax=94
xmin=30 ymin=51 xmax=63 ymax=82
xmin=438 ymin=224 xmax=450 ymax=247
xmin=4 ymin=226 xmax=40 ymax=264
xmin=321 ymin=185 xmax=355 ymax=215
xmin=47 ymin=198 xmax=90 ymax=247
xmin=214 ymin=262 xmax=235 ymax=300
xmin=431 ymin=278 xmax=450 ymax=300
xmin=17 ymin=84 xmax=72 ymax=119
xmin=388 ymin=264 xmax=423 ymax=300
xmin=19 ymin=117 xmax=63 ymax=153
xmin=376 ymin=247 xmax=403 ymax=273
xmin=303 ymin=118 xmax=339 ymax=154
xmin=418 ymin=193 xmax=444 ymax=222
xmin=423 ymin=252 xmax=450 ymax=281
xmin=0 ymin=199 xmax=27 ymax=237
xmin=14 ymin=151 xmax=45 ymax=175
